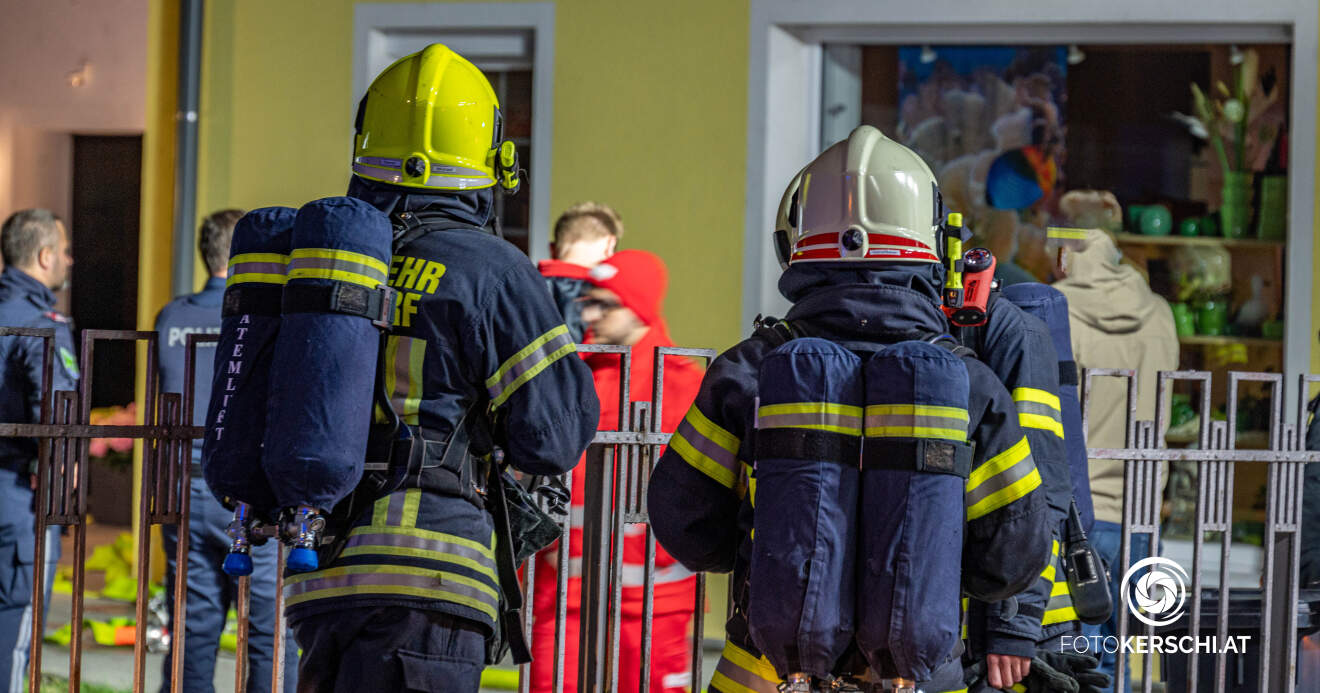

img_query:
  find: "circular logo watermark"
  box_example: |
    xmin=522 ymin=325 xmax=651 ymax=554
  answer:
xmin=1120 ymin=557 xmax=1188 ymax=627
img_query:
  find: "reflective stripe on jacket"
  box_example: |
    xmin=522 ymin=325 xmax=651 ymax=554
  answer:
xmin=284 ymin=220 xmax=599 ymax=632
xmin=647 ymin=267 xmax=1052 ymax=679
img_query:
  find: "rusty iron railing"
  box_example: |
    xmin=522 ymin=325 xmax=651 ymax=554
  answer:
xmin=1085 ymin=369 xmax=1320 ymax=693
xmin=5 ymin=322 xmax=1319 ymax=693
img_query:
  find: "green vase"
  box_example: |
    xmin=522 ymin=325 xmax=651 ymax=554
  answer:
xmin=1219 ymin=171 xmax=1254 ymax=239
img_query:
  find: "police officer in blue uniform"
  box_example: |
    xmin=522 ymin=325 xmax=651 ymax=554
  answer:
xmin=282 ymin=45 xmax=598 ymax=692
xmin=0 ymin=209 xmax=77 ymax=691
xmin=155 ymin=209 xmax=297 ymax=692
xmin=647 ymin=127 xmax=1053 ymax=692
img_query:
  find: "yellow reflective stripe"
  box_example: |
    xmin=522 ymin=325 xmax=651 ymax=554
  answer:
xmin=336 ymin=545 xmax=497 ymax=581
xmin=685 ymin=405 xmax=740 ymax=452
xmin=967 ymin=437 xmax=1031 ymax=492
xmin=867 ymin=404 xmax=971 ymax=421
xmin=284 ymin=565 xmax=498 ymax=620
xmin=485 ymin=325 xmax=575 ymax=408
xmin=710 ymin=641 xmax=781 ymax=693
xmin=1010 ymin=684 xmax=1027 ymax=693
xmin=337 ymin=531 xmax=498 ymax=583
xmin=1043 ymin=605 xmax=1080 ymax=626
xmin=671 ymin=431 xmax=736 ymax=489
xmin=355 ymin=525 xmax=495 ymax=561
xmin=399 ymin=488 xmax=421 ymax=528
xmin=405 ymin=338 xmax=424 ymax=423
xmin=227 ymin=273 xmax=288 ymax=287
xmin=756 ymin=401 xmax=863 ymax=435
xmin=961 ymin=596 xmax=969 ymax=640
xmin=747 ymin=474 xmax=757 ymax=508
xmin=865 ymin=404 xmax=970 ymax=441
xmin=966 ymin=437 xmax=1039 ymax=520
xmin=1012 ymin=387 xmax=1060 ymax=410
xmin=967 ymin=467 xmax=1040 ymax=520
xmin=290 ymin=247 xmax=388 ymax=275
xmin=865 ymin=425 xmax=970 ymax=440
xmin=286 ymin=267 xmax=383 ymax=288
xmin=1051 ymin=579 xmax=1071 ymax=597
xmin=671 ymin=406 xmax=741 ymax=489
xmin=226 ymin=253 xmax=290 ymax=287
xmin=230 ymin=252 xmax=288 ymax=265
xmin=371 ymin=494 xmax=390 ymax=526
xmin=1019 ymin=412 xmax=1065 ymax=438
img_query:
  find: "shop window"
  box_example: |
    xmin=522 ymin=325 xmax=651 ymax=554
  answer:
xmin=824 ymin=43 xmax=1293 ymax=550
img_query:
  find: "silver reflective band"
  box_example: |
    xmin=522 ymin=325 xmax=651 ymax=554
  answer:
xmin=358 ymin=156 xmax=403 ymax=168
xmin=430 ymin=163 xmax=489 ymax=177
xmin=352 ymin=161 xmax=403 ymax=183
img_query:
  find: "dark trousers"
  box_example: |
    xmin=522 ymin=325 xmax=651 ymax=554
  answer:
xmin=160 ymin=478 xmax=297 ymax=693
xmin=0 ymin=466 xmax=34 ymax=693
xmin=292 ymin=607 xmax=486 ymax=693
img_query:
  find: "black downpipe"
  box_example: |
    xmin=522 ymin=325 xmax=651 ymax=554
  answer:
xmin=171 ymin=0 xmax=204 ymax=298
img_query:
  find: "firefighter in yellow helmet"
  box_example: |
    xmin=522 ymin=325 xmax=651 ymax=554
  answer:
xmin=285 ymin=44 xmax=598 ymax=692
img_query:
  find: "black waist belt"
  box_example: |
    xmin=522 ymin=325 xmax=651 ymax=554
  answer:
xmin=754 ymin=428 xmax=972 ymax=479
xmin=282 ymin=282 xmax=396 ymax=328
xmin=221 ymin=284 xmax=284 ymax=317
xmin=861 ymin=439 xmax=973 ymax=479
xmin=754 ymin=428 xmax=859 ymax=463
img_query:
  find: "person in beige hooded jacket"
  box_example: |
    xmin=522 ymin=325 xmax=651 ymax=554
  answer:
xmin=1051 ymin=221 xmax=1178 ymax=692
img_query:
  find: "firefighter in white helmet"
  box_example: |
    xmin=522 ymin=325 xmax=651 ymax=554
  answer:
xmin=648 ymin=125 xmax=1054 ymax=692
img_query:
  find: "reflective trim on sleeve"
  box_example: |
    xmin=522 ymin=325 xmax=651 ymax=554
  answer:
xmin=1012 ymin=388 xmax=1065 ymax=438
xmin=670 ymin=405 xmax=741 ymax=489
xmin=709 ymin=640 xmax=782 ymax=693
xmin=283 ymin=564 xmax=498 ymax=620
xmin=485 ymin=324 xmax=576 ymax=408
xmin=379 ymin=335 xmax=426 ymax=425
xmin=287 ymin=248 xmax=388 ymax=288
xmin=756 ymin=402 xmax=863 ymax=435
xmin=226 ymin=252 xmax=289 ymax=287
xmin=965 ymin=436 xmax=1041 ymax=520
xmin=864 ymin=404 xmax=969 ymax=441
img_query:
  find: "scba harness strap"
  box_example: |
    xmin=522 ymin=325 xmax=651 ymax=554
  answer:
xmin=753 ymin=429 xmax=973 ymax=480
xmin=318 ymin=215 xmax=552 ymax=664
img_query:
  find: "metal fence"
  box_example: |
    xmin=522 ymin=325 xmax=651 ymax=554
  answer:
xmin=3 ymin=326 xmax=1318 ymax=692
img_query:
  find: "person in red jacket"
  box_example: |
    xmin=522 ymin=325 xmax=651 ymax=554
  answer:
xmin=530 ymin=250 xmax=703 ymax=693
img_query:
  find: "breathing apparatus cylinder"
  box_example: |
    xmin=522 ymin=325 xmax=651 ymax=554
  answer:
xmin=201 ymin=207 xmax=296 ymax=576
xmin=855 ymin=341 xmax=972 ymax=680
xmin=261 ymin=197 xmax=394 ymax=572
xmin=748 ymin=337 xmax=863 ymax=679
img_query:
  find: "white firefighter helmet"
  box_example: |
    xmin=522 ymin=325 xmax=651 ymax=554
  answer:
xmin=774 ymin=125 xmax=947 ymax=269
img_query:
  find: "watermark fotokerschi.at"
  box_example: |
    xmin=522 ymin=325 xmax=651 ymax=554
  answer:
xmin=1063 ymin=556 xmax=1251 ymax=655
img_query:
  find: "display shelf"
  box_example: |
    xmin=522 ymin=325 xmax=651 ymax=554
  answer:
xmin=1115 ymin=232 xmax=1284 ymax=249
xmin=1178 ymin=335 xmax=1284 ymax=348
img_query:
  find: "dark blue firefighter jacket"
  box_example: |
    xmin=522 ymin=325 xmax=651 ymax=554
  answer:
xmin=647 ymin=263 xmax=1052 ymax=676
xmin=282 ymin=181 xmax=599 ymax=635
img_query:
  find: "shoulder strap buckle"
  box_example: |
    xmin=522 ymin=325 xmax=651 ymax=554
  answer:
xmin=752 ymin=313 xmax=801 ymax=346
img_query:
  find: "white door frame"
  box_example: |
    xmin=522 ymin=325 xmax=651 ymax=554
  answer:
xmin=353 ymin=2 xmax=556 ymax=260
xmin=744 ymin=0 xmax=1317 ymax=408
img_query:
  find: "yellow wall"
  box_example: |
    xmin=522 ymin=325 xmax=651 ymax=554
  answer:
xmin=149 ymin=4 xmax=1320 ymax=383
xmin=190 ymin=0 xmax=749 ymax=351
